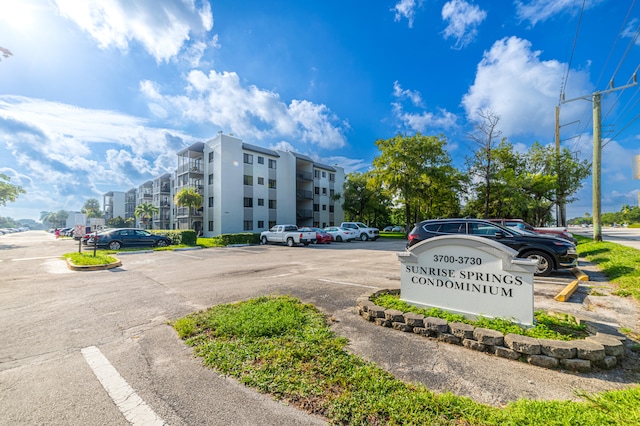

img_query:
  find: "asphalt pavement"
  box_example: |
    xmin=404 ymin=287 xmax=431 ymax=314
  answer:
xmin=1 ymin=231 xmax=639 ymax=425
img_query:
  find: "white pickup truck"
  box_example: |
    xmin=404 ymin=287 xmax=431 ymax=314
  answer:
xmin=260 ymin=224 xmax=316 ymax=247
xmin=340 ymin=222 xmax=380 ymax=241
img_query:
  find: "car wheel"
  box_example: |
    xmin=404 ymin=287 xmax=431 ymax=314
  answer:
xmin=261 ymin=236 xmax=268 ymax=245
xmin=286 ymin=237 xmax=295 ymax=247
xmin=360 ymin=233 xmax=368 ymax=241
xmin=336 ymin=236 xmax=342 ymax=242
xmin=303 ymin=242 xmax=310 ymax=246
xmin=524 ymin=251 xmax=553 ymax=277
xmin=108 ymin=241 xmax=121 ymax=250
xmin=156 ymin=239 xmax=168 ymax=247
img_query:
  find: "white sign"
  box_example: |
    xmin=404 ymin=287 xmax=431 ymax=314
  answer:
xmin=397 ymin=235 xmax=537 ymax=325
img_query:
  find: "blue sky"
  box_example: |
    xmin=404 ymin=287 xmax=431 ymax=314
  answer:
xmin=0 ymin=0 xmax=638 ymax=222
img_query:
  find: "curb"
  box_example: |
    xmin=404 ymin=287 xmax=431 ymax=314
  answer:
xmin=554 ymin=280 xmax=579 ymax=302
xmin=571 ymin=267 xmax=589 ymax=281
xmin=65 ymin=258 xmax=122 ymax=271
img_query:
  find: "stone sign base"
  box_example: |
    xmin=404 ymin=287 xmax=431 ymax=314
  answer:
xmin=357 ymin=289 xmax=627 ymax=373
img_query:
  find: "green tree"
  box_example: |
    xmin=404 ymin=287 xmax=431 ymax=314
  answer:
xmin=465 ymin=109 xmax=503 ymax=218
xmin=174 ymin=187 xmax=203 ymax=231
xmin=0 ymin=174 xmax=25 ymax=206
xmin=370 ymin=133 xmax=463 ymax=231
xmin=82 ymin=198 xmax=103 ymax=219
xmin=342 ymin=172 xmax=391 ymax=225
xmin=106 ymin=216 xmax=135 ymax=228
xmin=134 ymin=202 xmax=159 ymax=229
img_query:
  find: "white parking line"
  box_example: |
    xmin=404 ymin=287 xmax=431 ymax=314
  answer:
xmin=81 ymin=346 xmax=165 ymax=426
xmin=318 ymin=278 xmax=378 ymax=289
xmin=12 ymin=256 xmax=61 ymax=261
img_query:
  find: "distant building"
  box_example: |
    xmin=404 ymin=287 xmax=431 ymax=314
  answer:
xmin=103 ymin=191 xmax=126 ymax=222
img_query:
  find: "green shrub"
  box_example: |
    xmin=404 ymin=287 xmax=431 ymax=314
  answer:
xmin=217 ymin=233 xmax=260 ymax=245
xmin=152 ymin=229 xmax=197 ymax=246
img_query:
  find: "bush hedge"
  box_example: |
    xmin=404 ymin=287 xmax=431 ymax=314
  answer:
xmin=215 ymin=233 xmax=261 ymax=245
xmin=151 ymin=229 xmax=197 ymax=246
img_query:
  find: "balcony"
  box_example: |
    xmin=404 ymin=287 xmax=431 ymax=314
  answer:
xmin=296 ymin=209 xmax=313 ymax=219
xmin=296 ymin=171 xmax=313 ymax=181
xmin=296 ymin=189 xmax=313 ymax=199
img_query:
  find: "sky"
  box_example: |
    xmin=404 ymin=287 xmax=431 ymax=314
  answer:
xmin=0 ymin=0 xmax=638 ymax=222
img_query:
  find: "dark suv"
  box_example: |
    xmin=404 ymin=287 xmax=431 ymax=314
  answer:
xmin=407 ymin=218 xmax=577 ymax=276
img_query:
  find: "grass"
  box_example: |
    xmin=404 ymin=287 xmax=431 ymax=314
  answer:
xmin=63 ymin=252 xmax=117 ymax=266
xmin=575 ymin=235 xmax=640 ymax=301
xmin=378 ymin=231 xmax=407 ymax=239
xmin=174 ymin=295 xmax=640 ymax=425
xmin=370 ymin=293 xmax=588 ymax=340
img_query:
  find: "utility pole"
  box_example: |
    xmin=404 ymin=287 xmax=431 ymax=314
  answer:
xmin=560 ymin=72 xmax=637 ymax=242
xmin=592 ymin=92 xmax=602 ymax=242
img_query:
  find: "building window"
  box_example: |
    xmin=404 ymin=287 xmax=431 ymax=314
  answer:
xmin=208 ymin=174 xmax=213 ymax=185
xmin=209 ymin=197 xmax=214 ymax=207
xmin=258 ymin=220 xmax=264 ymax=228
xmin=269 ymin=221 xmax=276 ymax=228
xmin=243 ymin=175 xmax=253 ymax=186
xmin=208 ymin=152 xmax=213 ymax=162
xmin=322 ymin=171 xmax=326 ymax=178
xmin=209 ymin=221 xmax=213 ymax=231
xmin=329 ymin=205 xmax=334 ymax=213
xmin=314 ymin=187 xmax=320 ymax=195
xmin=244 ymin=197 xmax=253 ymax=207
xmin=322 ymin=204 xmax=327 ymax=211
xmin=268 ymin=179 xmax=276 ymax=189
xmin=244 ymin=220 xmax=253 ymax=231
xmin=330 ymin=173 xmax=335 ymax=181
xmin=322 ymin=187 xmax=327 ymax=195
xmin=257 ymin=177 xmax=264 ymax=185
xmin=268 ymin=159 xmax=277 ymax=169
xmin=243 ymin=153 xmax=253 ymax=164
xmin=314 ymin=170 xmax=319 ymax=178
xmin=257 ymin=198 xmax=264 ymax=206
xmin=330 ymin=189 xmax=335 ymax=197
xmin=257 ymin=156 xmax=264 ymax=164
xmin=313 ymin=204 xmax=319 ymax=212
xmin=268 ymin=200 xmax=277 ymax=209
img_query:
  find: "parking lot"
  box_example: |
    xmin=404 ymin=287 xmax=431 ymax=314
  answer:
xmin=1 ymin=231 xmax=638 ymax=424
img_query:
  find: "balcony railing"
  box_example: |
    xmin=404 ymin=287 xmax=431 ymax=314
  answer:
xmin=296 ymin=189 xmax=313 ymax=199
xmin=296 ymin=171 xmax=313 ymax=181
xmin=296 ymin=209 xmax=313 ymax=219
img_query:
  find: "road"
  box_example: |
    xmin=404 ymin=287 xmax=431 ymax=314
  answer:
xmin=0 ymin=231 xmax=638 ymax=425
xmin=570 ymin=225 xmax=640 ymax=250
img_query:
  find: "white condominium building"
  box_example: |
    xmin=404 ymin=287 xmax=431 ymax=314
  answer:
xmin=175 ymin=133 xmax=345 ymax=237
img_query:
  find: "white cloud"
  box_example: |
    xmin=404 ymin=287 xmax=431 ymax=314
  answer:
xmin=53 ymin=0 xmax=214 ymax=62
xmin=392 ymin=0 xmax=420 ymax=28
xmin=461 ymin=36 xmax=592 ymax=138
xmin=622 ymin=19 xmax=640 ymax=45
xmin=393 ymin=81 xmax=423 ymax=107
xmin=441 ymin=0 xmax=487 ymax=49
xmin=0 ymin=95 xmax=196 ymax=216
xmin=514 ymin=0 xmax=604 ymax=27
xmin=142 ymin=70 xmax=349 ymax=149
xmin=391 ymin=82 xmax=457 ymax=133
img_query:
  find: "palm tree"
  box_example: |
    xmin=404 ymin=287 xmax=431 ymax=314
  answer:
xmin=134 ymin=202 xmax=159 ymax=229
xmin=174 ymin=187 xmax=203 ymax=231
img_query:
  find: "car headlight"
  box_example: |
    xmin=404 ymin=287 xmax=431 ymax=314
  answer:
xmin=567 ymin=248 xmax=577 ymax=255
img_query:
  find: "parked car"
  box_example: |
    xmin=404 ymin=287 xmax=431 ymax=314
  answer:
xmin=300 ymin=227 xmax=333 ymax=244
xmin=86 ymin=228 xmax=171 ymax=250
xmin=323 ymin=226 xmax=356 ymax=242
xmin=406 ymin=218 xmax=578 ymax=277
xmin=391 ymin=226 xmax=405 ymax=233
xmin=340 ymin=222 xmax=379 ymax=241
xmin=486 ymin=219 xmax=577 ymax=245
xmin=383 ymin=226 xmax=393 ymax=232
xmin=260 ymin=224 xmax=316 ymax=247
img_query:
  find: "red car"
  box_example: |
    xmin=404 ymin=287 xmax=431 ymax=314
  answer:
xmin=300 ymin=227 xmax=334 ymax=244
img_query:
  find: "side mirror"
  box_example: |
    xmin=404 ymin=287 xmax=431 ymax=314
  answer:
xmin=494 ymin=231 xmax=506 ymax=238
